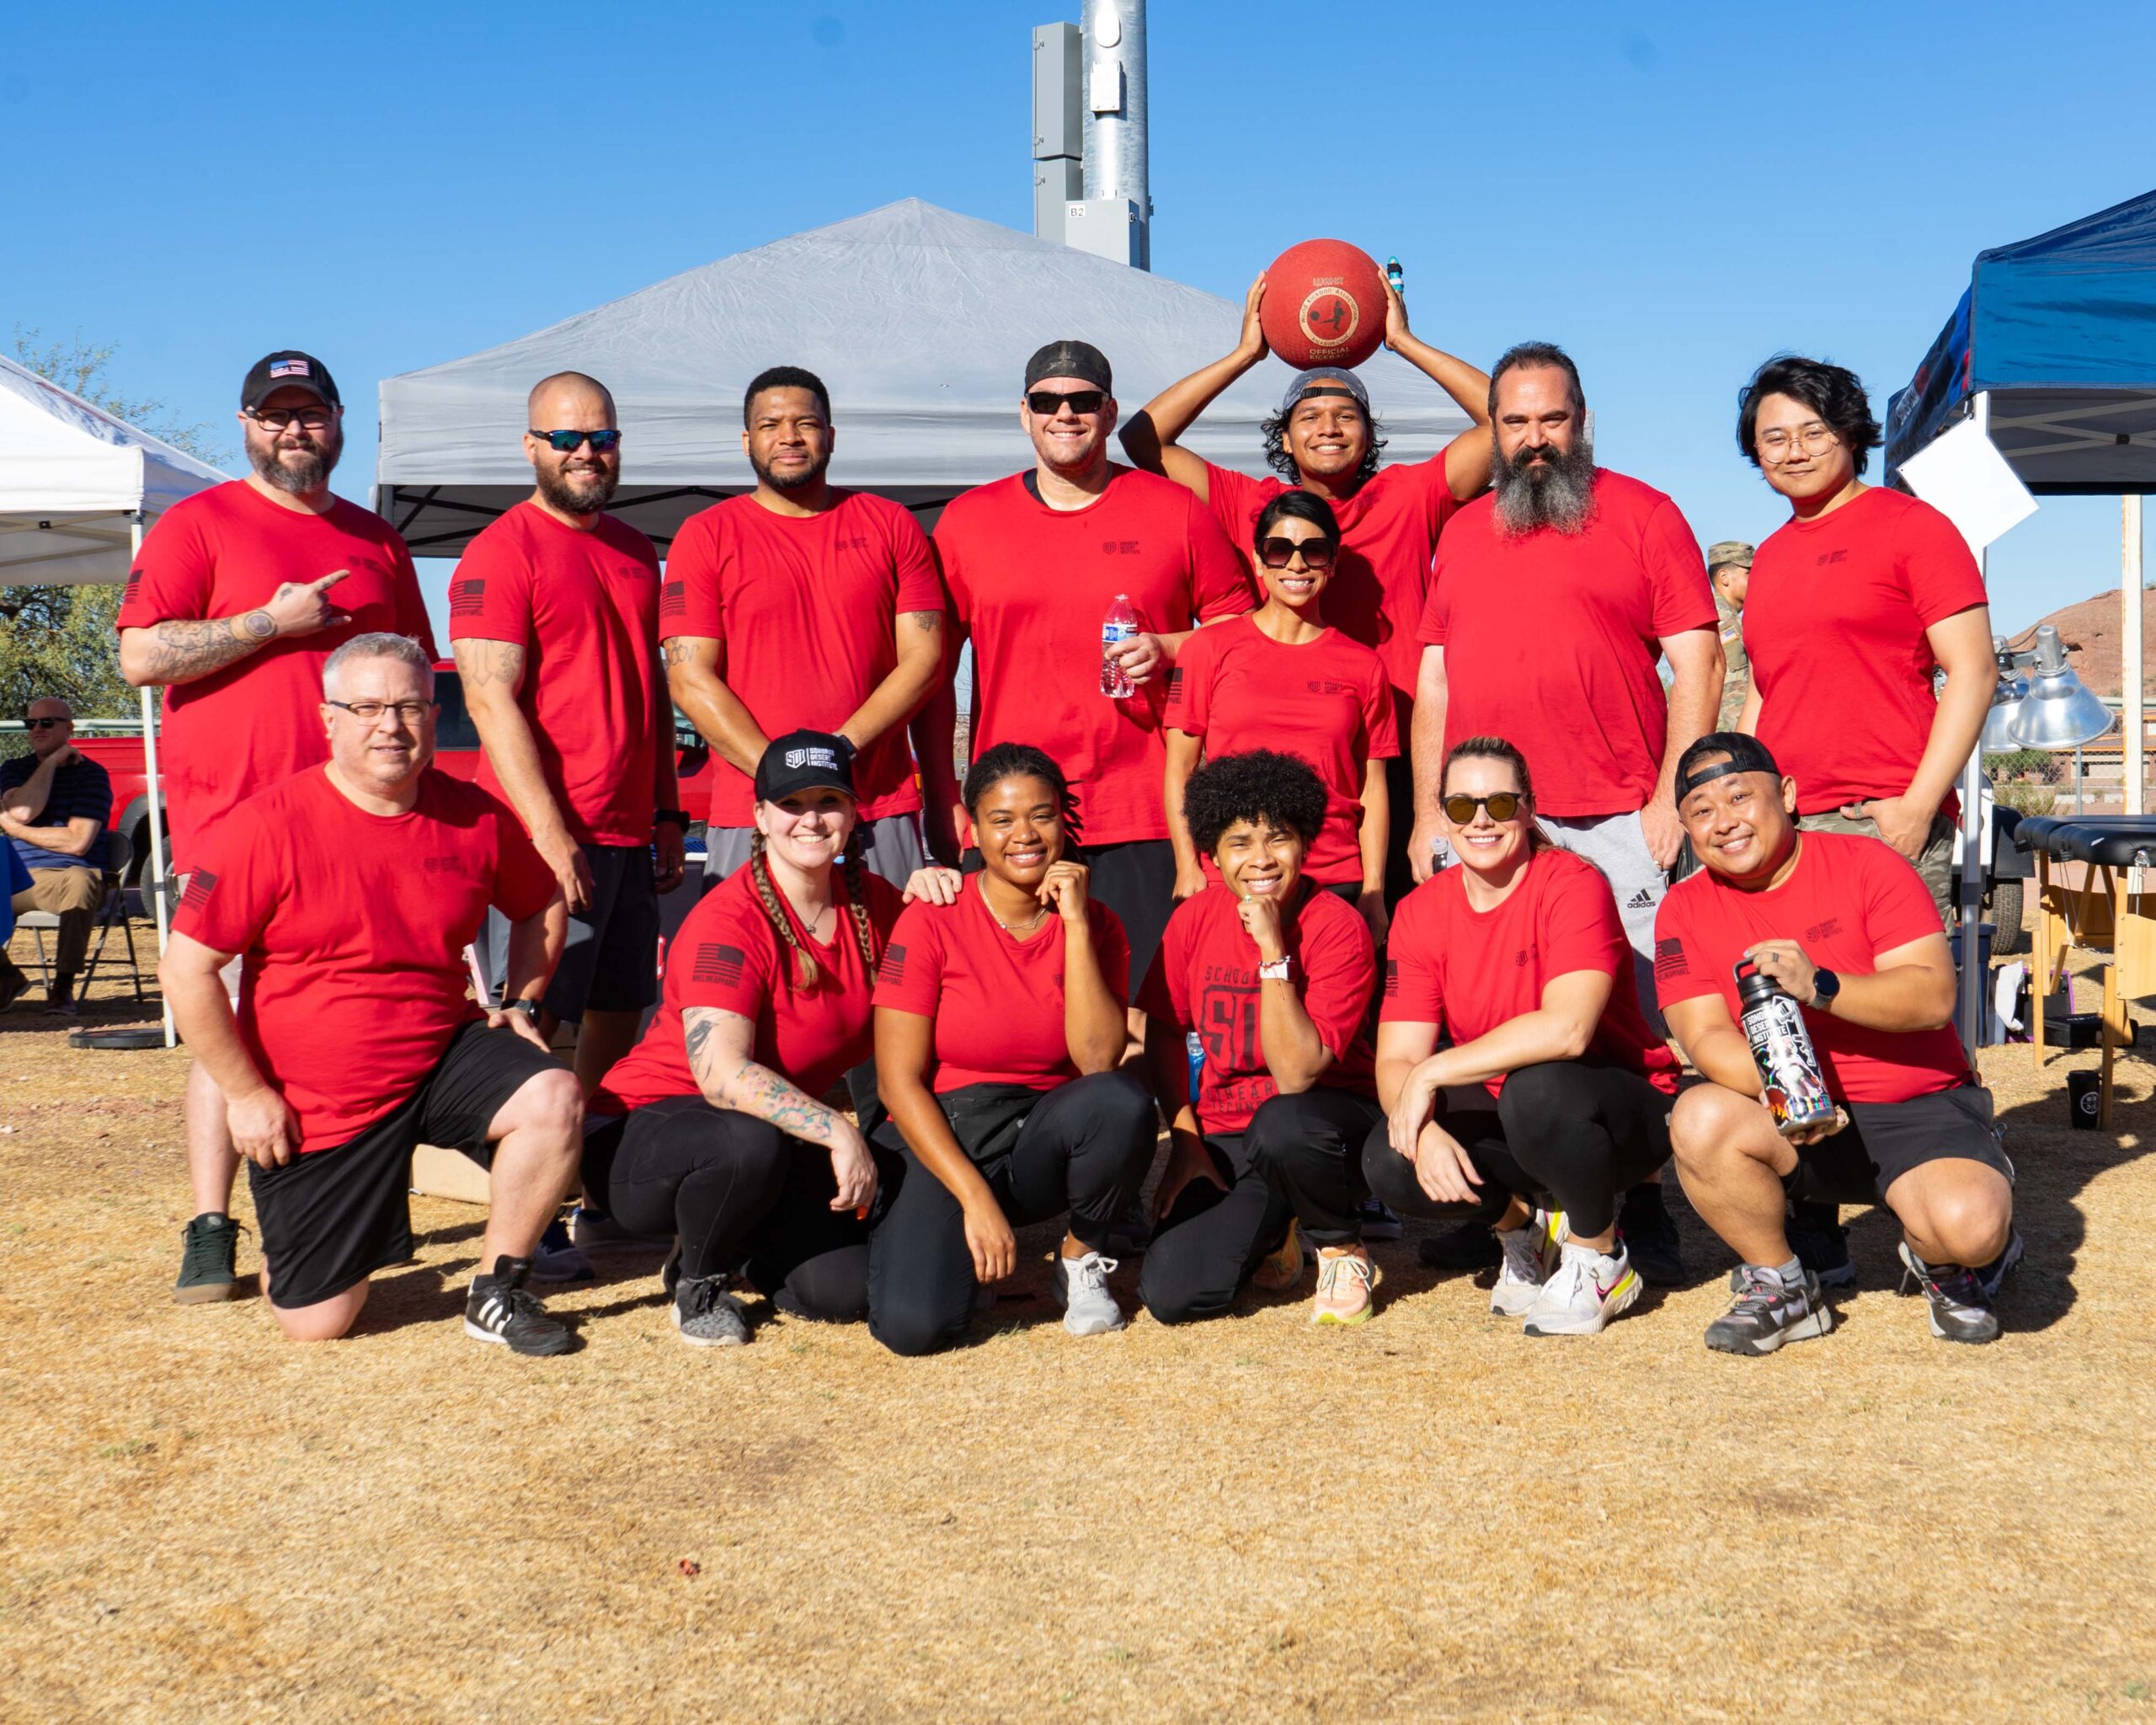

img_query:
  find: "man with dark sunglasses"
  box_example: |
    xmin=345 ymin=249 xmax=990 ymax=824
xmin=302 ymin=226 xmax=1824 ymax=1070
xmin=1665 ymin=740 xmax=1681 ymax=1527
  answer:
xmin=115 ymin=349 xmax=435 ymax=1307
xmin=450 ymin=372 xmax=681 ymax=1112
xmin=924 ymin=339 xmax=1252 ymax=1021
xmin=1121 ymin=270 xmax=1493 ymax=905
xmin=663 ymin=366 xmax=947 ymax=890
xmin=0 ymin=698 xmax=112 ymax=1014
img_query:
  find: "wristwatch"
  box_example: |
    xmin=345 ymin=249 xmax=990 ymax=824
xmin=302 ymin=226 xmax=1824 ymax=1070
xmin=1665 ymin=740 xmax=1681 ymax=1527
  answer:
xmin=1810 ymin=969 xmax=1841 ymax=1011
xmin=1257 ymin=954 xmax=1295 ymax=983
xmin=654 ymin=809 xmax=691 ymax=830
xmin=504 ymin=998 xmax=544 ymax=1023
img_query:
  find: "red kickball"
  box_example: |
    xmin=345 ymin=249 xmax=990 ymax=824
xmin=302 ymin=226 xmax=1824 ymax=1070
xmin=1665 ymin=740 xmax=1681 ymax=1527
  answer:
xmin=1260 ymin=238 xmax=1387 ymax=370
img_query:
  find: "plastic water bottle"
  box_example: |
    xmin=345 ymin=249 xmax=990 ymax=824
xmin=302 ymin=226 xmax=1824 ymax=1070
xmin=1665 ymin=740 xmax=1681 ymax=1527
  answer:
xmin=1386 ymin=256 xmax=1404 ymax=294
xmin=1733 ymin=960 xmax=1837 ymax=1135
xmin=1186 ymin=1030 xmax=1204 ymax=1103
xmin=1101 ymin=593 xmax=1139 ymax=699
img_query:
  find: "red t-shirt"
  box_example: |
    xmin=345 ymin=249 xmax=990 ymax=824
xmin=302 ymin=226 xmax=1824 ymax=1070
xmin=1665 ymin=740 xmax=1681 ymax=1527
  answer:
xmin=1381 ymin=846 xmax=1679 ymax=1101
xmin=661 ymin=491 xmax=947 ymax=826
xmin=873 ymin=884 xmax=1130 ymax=1092
xmin=1418 ymin=469 xmax=1715 ymax=815
xmin=1652 ymin=830 xmax=1970 ymax=1103
xmin=934 ymin=467 xmax=1254 ymax=845
xmin=1139 ymin=881 xmax=1376 ymax=1134
xmin=1203 ymin=446 xmax=1466 ymax=727
xmin=446 ymin=501 xmax=663 ymax=846
xmin=595 ymin=864 xmax=904 ymax=1114
xmin=115 ymin=481 xmax=436 ymax=862
xmin=172 ymin=766 xmax=553 ymax=1152
xmin=1746 ymin=488 xmax=1988 ymax=814
xmin=1165 ymin=616 xmax=1399 ymax=884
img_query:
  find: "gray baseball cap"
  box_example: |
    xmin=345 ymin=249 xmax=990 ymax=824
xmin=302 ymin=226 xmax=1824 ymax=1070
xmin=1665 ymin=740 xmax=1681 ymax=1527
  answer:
xmin=1280 ymin=367 xmax=1370 ymax=415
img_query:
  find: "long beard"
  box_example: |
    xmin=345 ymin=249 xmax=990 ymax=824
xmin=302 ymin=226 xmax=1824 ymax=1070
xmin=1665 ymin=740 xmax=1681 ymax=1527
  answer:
xmin=538 ymin=459 xmax=618 ymax=516
xmin=250 ymin=430 xmax=341 ymax=495
xmin=1492 ymin=436 xmax=1598 ymax=536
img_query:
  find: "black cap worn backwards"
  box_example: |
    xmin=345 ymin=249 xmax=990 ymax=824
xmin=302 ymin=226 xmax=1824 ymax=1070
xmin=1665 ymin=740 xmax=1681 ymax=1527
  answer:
xmin=241 ymin=351 xmax=340 ymax=411
xmin=1674 ymin=731 xmax=1783 ymax=802
xmin=754 ymin=729 xmax=857 ymax=804
xmin=1023 ymin=339 xmax=1113 ymax=393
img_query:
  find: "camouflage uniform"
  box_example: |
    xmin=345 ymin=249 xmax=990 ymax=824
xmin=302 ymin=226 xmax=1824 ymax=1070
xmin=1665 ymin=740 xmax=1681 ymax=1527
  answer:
xmin=1706 ymin=540 xmax=1754 ymax=732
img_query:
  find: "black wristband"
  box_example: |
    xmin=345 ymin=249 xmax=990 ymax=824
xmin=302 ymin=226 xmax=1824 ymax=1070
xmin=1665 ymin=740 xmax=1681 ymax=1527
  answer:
xmin=654 ymin=809 xmax=691 ymax=829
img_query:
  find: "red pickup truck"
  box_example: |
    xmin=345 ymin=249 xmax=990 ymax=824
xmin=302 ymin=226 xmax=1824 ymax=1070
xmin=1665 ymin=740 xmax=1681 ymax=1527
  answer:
xmin=74 ymin=661 xmax=719 ymax=881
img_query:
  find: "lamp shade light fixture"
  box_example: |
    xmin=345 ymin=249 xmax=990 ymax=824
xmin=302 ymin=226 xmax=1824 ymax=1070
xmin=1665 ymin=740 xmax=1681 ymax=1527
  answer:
xmin=2005 ymin=624 xmax=2116 ymax=750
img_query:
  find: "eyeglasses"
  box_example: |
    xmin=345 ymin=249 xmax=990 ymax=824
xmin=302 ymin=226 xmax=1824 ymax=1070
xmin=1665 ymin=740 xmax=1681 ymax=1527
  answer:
xmin=529 ymin=428 xmax=624 ymax=453
xmin=25 ymin=716 xmax=71 ymax=730
xmin=1025 ymin=389 xmax=1106 ymax=417
xmin=1441 ymin=792 xmax=1523 ymax=824
xmin=248 ymin=407 xmax=335 ymax=431
xmin=1756 ymin=421 xmax=1839 ymax=462
xmin=328 ymin=700 xmax=432 ymax=726
xmin=1258 ymin=536 xmax=1336 ymax=572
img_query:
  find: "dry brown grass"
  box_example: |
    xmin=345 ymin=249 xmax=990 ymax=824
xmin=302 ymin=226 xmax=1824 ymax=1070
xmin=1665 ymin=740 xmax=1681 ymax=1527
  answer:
xmin=4 ymin=939 xmax=2155 ymax=1722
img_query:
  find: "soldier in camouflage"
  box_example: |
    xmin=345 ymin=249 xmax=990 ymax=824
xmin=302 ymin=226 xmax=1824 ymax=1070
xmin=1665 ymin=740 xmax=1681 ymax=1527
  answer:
xmin=1707 ymin=540 xmax=1753 ymax=732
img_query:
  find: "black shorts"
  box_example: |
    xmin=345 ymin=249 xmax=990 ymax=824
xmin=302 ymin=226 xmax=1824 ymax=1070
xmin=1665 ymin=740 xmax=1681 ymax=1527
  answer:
xmin=248 ymin=1021 xmax=563 ymax=1310
xmin=488 ymin=841 xmax=659 ymax=1021
xmin=1785 ymin=1085 xmax=2015 ymax=1209
xmin=962 ymin=837 xmax=1177 ymax=998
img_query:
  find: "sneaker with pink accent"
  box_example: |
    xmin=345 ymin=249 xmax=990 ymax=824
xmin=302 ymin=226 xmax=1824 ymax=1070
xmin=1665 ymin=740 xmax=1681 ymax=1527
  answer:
xmin=1522 ymin=1241 xmax=1641 ymax=1337
xmin=1490 ymin=1208 xmax=1566 ymax=1316
xmin=1310 ymin=1247 xmax=1378 ymax=1326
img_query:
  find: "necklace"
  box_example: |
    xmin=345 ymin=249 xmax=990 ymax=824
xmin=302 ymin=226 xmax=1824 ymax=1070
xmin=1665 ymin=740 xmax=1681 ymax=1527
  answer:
xmin=978 ymin=876 xmax=1049 ymax=934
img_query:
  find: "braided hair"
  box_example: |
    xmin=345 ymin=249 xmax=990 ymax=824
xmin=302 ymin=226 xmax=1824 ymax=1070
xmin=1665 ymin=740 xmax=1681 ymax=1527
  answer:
xmin=746 ymin=830 xmax=882 ymax=993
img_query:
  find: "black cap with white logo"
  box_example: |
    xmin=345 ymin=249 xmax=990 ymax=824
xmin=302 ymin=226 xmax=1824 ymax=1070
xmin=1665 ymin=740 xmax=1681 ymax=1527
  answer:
xmin=241 ymin=351 xmax=341 ymax=411
xmin=754 ymin=729 xmax=858 ymax=804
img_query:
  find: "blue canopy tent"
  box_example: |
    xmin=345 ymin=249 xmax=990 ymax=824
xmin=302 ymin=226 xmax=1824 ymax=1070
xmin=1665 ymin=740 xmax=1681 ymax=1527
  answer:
xmin=1886 ymin=187 xmax=2156 ymax=1048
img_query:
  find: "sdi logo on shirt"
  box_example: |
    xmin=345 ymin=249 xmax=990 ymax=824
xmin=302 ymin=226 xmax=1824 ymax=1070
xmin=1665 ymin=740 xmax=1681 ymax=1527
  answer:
xmin=1099 ymin=540 xmax=1141 ymax=555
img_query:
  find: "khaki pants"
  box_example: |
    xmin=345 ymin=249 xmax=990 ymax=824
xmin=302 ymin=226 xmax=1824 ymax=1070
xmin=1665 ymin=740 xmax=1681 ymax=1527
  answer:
xmin=1796 ymin=809 xmax=1956 ymax=916
xmin=11 ymin=866 xmax=101 ymax=980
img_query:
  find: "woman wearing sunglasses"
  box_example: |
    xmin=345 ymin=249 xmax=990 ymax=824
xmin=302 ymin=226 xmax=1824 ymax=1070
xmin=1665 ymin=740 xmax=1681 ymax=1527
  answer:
xmin=867 ymin=743 xmax=1158 ymax=1356
xmin=1353 ymin=736 xmax=1680 ymax=1335
xmin=1164 ymin=492 xmax=1397 ymax=945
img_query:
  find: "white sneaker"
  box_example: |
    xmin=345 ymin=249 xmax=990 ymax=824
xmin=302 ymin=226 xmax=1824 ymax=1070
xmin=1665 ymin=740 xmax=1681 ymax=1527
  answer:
xmin=1051 ymin=1250 xmax=1125 ymax=1337
xmin=1523 ymin=1241 xmax=1642 ymax=1337
xmin=1490 ymin=1208 xmax=1565 ymax=1316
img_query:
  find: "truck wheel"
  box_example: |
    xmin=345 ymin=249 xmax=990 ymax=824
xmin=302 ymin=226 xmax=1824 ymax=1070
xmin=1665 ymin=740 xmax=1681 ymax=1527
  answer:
xmin=1987 ymin=879 xmax=2027 ymax=955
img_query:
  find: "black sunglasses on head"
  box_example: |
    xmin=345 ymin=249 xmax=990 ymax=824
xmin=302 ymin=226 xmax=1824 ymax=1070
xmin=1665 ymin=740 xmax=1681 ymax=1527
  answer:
xmin=1258 ymin=536 xmax=1336 ymax=571
xmin=1026 ymin=389 xmax=1106 ymax=417
xmin=529 ymin=428 xmax=623 ymax=453
xmin=1442 ymin=792 xmax=1523 ymax=824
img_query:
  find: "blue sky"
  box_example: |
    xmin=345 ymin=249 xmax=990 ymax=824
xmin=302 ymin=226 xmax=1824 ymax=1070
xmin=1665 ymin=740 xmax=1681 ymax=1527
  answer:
xmin=8 ymin=0 xmax=2148 ymax=640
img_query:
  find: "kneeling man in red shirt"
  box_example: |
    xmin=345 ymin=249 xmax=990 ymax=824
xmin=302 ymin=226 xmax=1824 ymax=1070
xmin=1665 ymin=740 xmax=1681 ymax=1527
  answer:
xmin=162 ymin=633 xmax=582 ymax=1354
xmin=1654 ymin=734 xmax=2019 ymax=1357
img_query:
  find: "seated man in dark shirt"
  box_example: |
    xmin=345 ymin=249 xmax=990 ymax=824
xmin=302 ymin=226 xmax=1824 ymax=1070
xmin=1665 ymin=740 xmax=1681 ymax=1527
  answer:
xmin=0 ymin=697 xmax=113 ymax=1015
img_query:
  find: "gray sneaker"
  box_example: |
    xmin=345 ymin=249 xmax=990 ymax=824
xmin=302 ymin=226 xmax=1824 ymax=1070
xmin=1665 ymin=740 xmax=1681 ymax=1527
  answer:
xmin=1050 ymin=1250 xmax=1125 ymax=1337
xmin=672 ymin=1271 xmax=750 ymax=1348
xmin=1897 ymin=1231 xmax=2021 ymax=1343
xmin=1705 ymin=1263 xmax=1833 ymax=1356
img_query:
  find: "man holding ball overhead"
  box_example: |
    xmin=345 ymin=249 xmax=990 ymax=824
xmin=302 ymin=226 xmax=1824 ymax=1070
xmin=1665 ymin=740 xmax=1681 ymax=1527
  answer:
xmin=1120 ymin=248 xmax=1493 ymax=907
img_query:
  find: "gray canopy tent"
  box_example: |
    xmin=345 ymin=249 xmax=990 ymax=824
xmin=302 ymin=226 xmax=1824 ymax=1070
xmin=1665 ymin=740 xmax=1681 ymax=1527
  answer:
xmin=374 ymin=198 xmax=1470 ymax=553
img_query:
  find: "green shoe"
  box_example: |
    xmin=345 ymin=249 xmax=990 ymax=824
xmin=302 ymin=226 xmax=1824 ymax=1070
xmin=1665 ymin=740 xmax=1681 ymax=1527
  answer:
xmin=173 ymin=1213 xmax=243 ymax=1306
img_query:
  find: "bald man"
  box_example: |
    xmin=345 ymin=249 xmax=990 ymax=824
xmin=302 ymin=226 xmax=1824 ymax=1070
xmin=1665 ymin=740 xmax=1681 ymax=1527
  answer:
xmin=450 ymin=373 xmax=682 ymax=1106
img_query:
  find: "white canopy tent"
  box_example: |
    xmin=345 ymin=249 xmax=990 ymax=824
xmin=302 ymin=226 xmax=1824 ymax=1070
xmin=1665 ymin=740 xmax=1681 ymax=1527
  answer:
xmin=0 ymin=353 xmax=228 ymax=1043
xmin=376 ymin=198 xmax=1470 ymax=554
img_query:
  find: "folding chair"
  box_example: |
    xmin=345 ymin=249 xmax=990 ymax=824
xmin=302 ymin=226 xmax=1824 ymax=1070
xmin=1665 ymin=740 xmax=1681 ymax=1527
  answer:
xmin=17 ymin=830 xmax=151 ymax=1005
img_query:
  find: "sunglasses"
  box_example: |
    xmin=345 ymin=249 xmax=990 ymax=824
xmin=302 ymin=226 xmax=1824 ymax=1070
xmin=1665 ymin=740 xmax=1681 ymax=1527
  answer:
xmin=1441 ymin=792 xmax=1523 ymax=824
xmin=1258 ymin=536 xmax=1336 ymax=572
xmin=1026 ymin=389 xmax=1106 ymax=416
xmin=529 ymin=428 xmax=624 ymax=453
xmin=25 ymin=716 xmax=70 ymax=730
xmin=249 ymin=406 xmax=336 ymax=431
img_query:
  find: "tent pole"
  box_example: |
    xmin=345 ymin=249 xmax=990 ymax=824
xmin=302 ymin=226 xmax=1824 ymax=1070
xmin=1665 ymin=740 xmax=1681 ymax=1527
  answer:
xmin=1956 ymin=394 xmax=1993 ymax=1055
xmin=132 ymin=515 xmax=176 ymax=1049
xmin=2126 ymin=494 xmax=2144 ymax=818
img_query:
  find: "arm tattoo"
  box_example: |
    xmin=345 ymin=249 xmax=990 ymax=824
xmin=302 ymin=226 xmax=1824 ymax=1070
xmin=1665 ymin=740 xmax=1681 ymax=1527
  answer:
xmin=902 ymin=611 xmax=944 ymax=636
xmin=660 ymin=638 xmax=694 ymax=668
xmin=454 ymin=638 xmax=526 ymax=692
xmin=682 ymin=1007 xmax=841 ymax=1143
xmin=136 ymin=615 xmax=262 ymax=681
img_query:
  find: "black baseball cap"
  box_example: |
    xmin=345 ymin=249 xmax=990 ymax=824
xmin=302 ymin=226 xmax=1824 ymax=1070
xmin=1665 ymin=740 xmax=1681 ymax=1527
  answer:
xmin=1674 ymin=732 xmax=1782 ymax=801
xmin=242 ymin=351 xmax=340 ymax=412
xmin=754 ymin=730 xmax=857 ymax=804
xmin=1024 ymin=339 xmax=1113 ymax=393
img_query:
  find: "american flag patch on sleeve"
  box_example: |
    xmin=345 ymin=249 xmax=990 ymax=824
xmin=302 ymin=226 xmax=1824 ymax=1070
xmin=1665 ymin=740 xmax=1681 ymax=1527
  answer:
xmin=179 ymin=871 xmax=218 ymax=914
xmin=1652 ymin=937 xmax=1687 ymax=980
xmin=878 ymin=945 xmax=907 ymax=987
xmin=692 ymin=943 xmax=745 ymax=988
xmin=449 ymin=578 xmax=486 ymax=617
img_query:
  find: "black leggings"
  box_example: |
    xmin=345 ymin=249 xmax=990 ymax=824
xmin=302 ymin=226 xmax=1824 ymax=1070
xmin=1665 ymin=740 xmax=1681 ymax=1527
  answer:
xmin=866 ymin=1070 xmax=1157 ymax=1357
xmin=1355 ymin=1060 xmax=1674 ymax=1238
xmin=589 ymin=1099 xmax=883 ymax=1320
xmin=1142 ymin=1087 xmax=1383 ymax=1322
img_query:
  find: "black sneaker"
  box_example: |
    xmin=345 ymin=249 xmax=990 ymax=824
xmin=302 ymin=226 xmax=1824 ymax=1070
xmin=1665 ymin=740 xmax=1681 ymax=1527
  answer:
xmin=1357 ymin=1196 xmax=1404 ymax=1242
xmin=1103 ymin=1194 xmax=1153 ymax=1258
xmin=42 ymin=979 xmax=78 ymax=1017
xmin=173 ymin=1213 xmax=243 ymax=1306
xmin=673 ymin=1271 xmax=751 ymax=1348
xmin=1897 ymin=1233 xmax=2020 ymax=1343
xmin=1418 ymin=1218 xmax=1500 ymax=1271
xmin=1618 ymin=1184 xmax=1686 ymax=1288
xmin=1704 ymin=1263 xmax=1833 ymax=1356
xmin=0 ymin=958 xmax=28 ymax=1013
xmin=1732 ymin=1202 xmax=1858 ymax=1293
xmin=464 ymin=1257 xmax=574 ymax=1356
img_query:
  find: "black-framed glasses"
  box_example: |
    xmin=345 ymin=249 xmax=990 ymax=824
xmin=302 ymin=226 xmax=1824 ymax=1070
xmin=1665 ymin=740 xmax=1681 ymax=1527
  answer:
xmin=1442 ymin=792 xmax=1523 ymax=824
xmin=1258 ymin=536 xmax=1336 ymax=572
xmin=529 ymin=428 xmax=624 ymax=453
xmin=328 ymin=699 xmax=432 ymax=726
xmin=1025 ymin=389 xmax=1106 ymax=417
xmin=248 ymin=406 xmax=336 ymax=431
xmin=25 ymin=716 xmax=70 ymax=730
